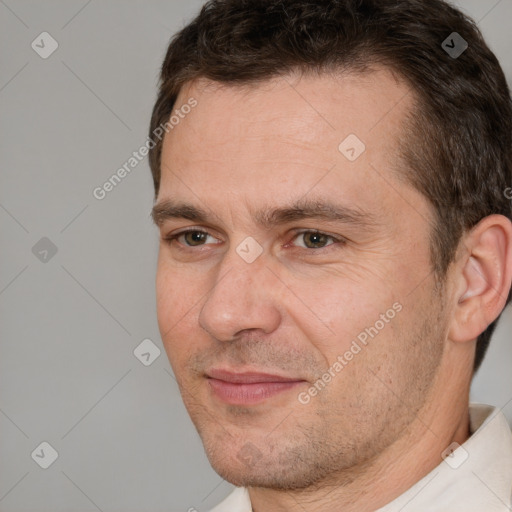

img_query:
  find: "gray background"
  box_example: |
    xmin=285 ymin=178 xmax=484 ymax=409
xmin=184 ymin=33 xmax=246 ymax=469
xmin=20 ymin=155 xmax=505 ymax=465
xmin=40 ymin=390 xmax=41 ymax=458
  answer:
xmin=0 ymin=1 xmax=511 ymax=511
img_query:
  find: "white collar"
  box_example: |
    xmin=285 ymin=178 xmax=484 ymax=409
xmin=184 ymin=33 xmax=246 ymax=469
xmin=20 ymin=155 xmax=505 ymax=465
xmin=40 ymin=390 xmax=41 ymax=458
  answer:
xmin=209 ymin=404 xmax=512 ymax=512
xmin=377 ymin=403 xmax=512 ymax=511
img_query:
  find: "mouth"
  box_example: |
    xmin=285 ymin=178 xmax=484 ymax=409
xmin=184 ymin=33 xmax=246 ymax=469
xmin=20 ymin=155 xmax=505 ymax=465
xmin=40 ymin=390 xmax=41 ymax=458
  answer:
xmin=205 ymin=368 xmax=306 ymax=405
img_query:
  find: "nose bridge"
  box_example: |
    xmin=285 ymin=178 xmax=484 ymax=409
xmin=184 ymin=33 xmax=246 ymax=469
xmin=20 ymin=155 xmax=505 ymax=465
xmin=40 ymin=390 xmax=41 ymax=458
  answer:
xmin=198 ymin=243 xmax=280 ymax=341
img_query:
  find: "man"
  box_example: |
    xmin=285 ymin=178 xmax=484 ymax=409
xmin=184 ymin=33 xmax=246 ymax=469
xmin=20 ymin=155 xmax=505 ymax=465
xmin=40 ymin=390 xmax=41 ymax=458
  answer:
xmin=149 ymin=0 xmax=512 ymax=510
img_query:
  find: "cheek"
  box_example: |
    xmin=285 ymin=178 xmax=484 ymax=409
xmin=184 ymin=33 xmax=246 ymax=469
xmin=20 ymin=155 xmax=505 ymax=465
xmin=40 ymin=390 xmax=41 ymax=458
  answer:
xmin=284 ymin=268 xmax=400 ymax=359
xmin=156 ymin=253 xmax=203 ymax=323
xmin=156 ymin=259 xmax=204 ymax=364
xmin=156 ymin=263 xmax=177 ymax=334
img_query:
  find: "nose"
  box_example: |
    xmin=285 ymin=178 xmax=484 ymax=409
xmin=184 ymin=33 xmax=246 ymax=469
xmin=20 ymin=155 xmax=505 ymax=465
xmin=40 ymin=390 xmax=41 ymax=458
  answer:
xmin=198 ymin=248 xmax=282 ymax=342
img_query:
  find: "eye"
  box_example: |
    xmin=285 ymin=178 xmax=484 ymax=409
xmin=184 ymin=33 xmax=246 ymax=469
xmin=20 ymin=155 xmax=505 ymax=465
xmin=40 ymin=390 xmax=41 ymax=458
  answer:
xmin=164 ymin=229 xmax=219 ymax=247
xmin=163 ymin=228 xmax=344 ymax=251
xmin=290 ymin=230 xmax=341 ymax=249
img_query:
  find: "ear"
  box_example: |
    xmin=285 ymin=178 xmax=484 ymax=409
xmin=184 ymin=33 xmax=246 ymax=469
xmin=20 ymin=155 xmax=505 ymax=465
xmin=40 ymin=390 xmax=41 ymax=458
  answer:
xmin=449 ymin=214 xmax=512 ymax=343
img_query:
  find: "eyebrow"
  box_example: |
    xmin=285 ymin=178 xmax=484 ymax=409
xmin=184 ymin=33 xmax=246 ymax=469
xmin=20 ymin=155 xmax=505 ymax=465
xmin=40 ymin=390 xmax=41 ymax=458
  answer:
xmin=151 ymin=197 xmax=379 ymax=231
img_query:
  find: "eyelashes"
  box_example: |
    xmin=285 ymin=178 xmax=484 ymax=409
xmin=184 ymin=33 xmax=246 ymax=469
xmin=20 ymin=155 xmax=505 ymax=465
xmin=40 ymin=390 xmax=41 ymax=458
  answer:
xmin=163 ymin=228 xmax=346 ymax=251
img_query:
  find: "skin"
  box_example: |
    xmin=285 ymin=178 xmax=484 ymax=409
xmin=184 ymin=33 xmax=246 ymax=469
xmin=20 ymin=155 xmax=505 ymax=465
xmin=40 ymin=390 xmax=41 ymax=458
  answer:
xmin=153 ymin=68 xmax=512 ymax=512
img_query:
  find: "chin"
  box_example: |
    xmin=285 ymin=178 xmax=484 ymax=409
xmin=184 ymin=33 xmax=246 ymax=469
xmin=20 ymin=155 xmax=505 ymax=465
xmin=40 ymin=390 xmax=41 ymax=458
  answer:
xmin=209 ymin=458 xmax=333 ymax=490
xmin=201 ymin=432 xmax=339 ymax=491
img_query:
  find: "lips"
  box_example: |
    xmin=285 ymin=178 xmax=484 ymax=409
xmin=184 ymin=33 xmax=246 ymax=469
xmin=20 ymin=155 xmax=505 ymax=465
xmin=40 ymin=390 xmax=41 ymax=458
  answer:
xmin=206 ymin=368 xmax=305 ymax=405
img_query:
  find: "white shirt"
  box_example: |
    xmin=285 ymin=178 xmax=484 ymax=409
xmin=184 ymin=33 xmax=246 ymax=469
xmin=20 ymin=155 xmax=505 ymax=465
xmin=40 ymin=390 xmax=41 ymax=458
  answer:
xmin=209 ymin=403 xmax=512 ymax=511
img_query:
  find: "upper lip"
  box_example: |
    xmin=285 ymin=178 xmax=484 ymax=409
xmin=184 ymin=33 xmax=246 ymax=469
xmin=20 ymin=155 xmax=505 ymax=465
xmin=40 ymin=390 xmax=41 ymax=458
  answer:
xmin=206 ymin=368 xmax=304 ymax=384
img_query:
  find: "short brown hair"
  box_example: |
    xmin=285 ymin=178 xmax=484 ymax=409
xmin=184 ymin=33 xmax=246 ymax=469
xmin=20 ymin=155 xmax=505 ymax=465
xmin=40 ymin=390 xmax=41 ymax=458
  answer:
xmin=148 ymin=0 xmax=512 ymax=373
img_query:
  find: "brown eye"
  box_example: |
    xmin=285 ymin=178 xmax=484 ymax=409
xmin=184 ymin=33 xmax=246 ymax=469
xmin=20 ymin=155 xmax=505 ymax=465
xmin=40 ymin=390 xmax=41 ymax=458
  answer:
xmin=165 ymin=229 xmax=217 ymax=247
xmin=293 ymin=231 xmax=336 ymax=249
xmin=182 ymin=231 xmax=209 ymax=246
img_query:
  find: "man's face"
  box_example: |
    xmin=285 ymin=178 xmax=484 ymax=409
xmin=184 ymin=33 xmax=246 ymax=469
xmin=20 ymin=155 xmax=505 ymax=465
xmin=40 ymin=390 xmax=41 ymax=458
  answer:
xmin=154 ymin=69 xmax=448 ymax=489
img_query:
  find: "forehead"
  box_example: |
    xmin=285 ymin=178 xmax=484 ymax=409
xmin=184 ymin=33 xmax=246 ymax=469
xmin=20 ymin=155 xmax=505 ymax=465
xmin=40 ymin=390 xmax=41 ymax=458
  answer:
xmin=173 ymin=67 xmax=411 ymax=137
xmin=158 ymin=68 xmax=418 ymax=224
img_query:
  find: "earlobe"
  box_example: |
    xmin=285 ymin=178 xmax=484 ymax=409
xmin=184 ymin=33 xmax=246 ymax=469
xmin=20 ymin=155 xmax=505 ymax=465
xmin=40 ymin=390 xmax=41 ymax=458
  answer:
xmin=449 ymin=216 xmax=512 ymax=344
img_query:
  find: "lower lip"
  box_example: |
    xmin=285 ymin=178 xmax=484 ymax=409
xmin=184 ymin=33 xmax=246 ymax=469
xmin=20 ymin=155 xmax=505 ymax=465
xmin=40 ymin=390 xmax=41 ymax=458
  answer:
xmin=208 ymin=378 xmax=303 ymax=405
